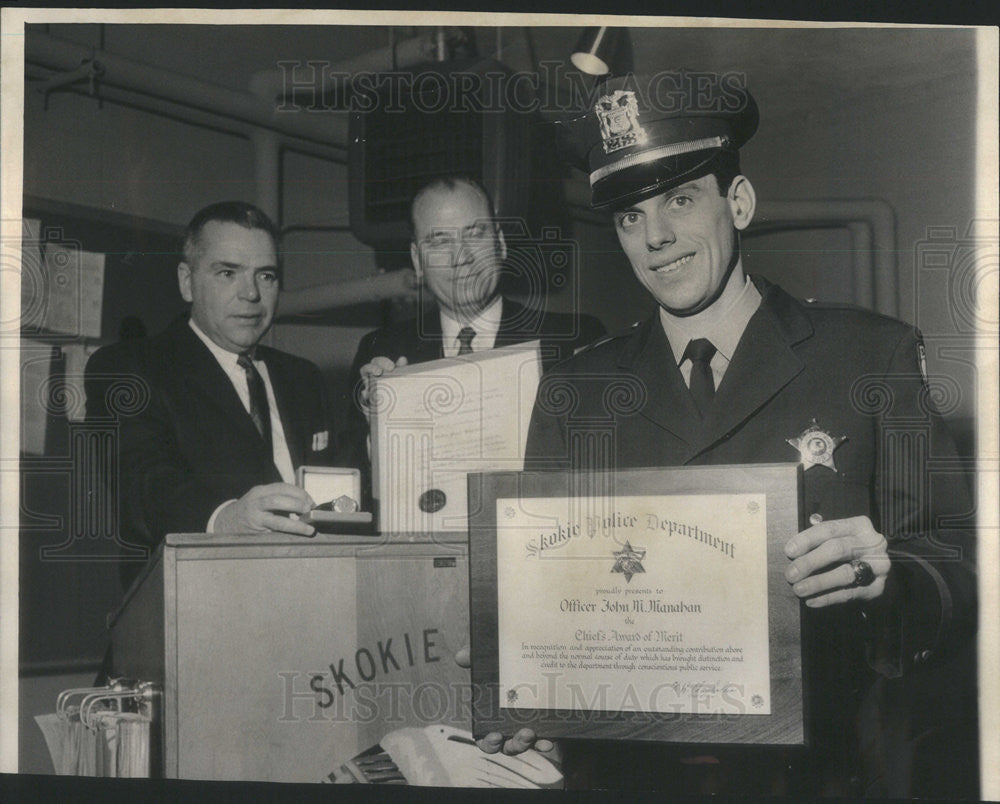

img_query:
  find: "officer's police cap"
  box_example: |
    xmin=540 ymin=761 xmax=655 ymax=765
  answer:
xmin=556 ymin=72 xmax=758 ymax=210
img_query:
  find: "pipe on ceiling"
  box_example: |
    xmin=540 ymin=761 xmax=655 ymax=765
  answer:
xmin=26 ymin=31 xmax=350 ymax=148
xmin=23 ymin=72 xmax=347 ymax=164
xmin=277 ymin=269 xmax=420 ymax=318
xmin=24 ymin=34 xmax=429 ymax=320
xmin=247 ymin=31 xmax=438 ymax=102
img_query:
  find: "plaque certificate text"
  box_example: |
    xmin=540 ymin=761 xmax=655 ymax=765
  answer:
xmin=469 ymin=465 xmax=804 ymax=745
xmin=496 ymin=493 xmax=770 ymax=716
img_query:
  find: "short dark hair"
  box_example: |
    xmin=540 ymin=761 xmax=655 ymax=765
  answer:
xmin=409 ymin=175 xmax=496 ymax=237
xmin=706 ymin=149 xmax=742 ymax=196
xmin=182 ymin=201 xmax=280 ymax=264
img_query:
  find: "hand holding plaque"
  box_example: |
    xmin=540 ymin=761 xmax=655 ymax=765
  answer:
xmin=453 ymin=646 xmax=557 ymax=757
xmin=358 ymin=355 xmax=409 ymax=422
xmin=468 ymin=464 xmax=805 ymax=746
xmin=784 ymin=514 xmax=890 ymax=605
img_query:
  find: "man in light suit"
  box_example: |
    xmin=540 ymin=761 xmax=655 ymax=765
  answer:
xmin=345 ymin=175 xmax=605 ymax=495
xmin=86 ymin=201 xmax=333 ymax=588
xmin=483 ymin=75 xmax=976 ymax=797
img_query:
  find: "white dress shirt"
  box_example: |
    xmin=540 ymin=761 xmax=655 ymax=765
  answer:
xmin=439 ymin=296 xmax=504 ymax=356
xmin=658 ymin=265 xmax=762 ymax=390
xmin=189 ymin=320 xmax=296 ymax=530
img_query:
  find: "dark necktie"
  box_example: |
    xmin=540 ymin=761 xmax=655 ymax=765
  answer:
xmin=682 ymin=338 xmax=717 ymax=418
xmin=237 ymin=353 xmax=272 ymax=451
xmin=457 ymin=326 xmax=477 ymax=356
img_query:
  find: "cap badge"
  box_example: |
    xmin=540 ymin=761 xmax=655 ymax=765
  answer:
xmin=596 ymin=90 xmax=648 ymax=154
xmin=786 ymin=418 xmax=847 ymax=472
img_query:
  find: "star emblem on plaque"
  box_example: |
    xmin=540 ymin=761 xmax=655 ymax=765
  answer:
xmin=596 ymin=90 xmax=648 ymax=154
xmin=786 ymin=419 xmax=847 ymax=472
xmin=611 ymin=540 xmax=646 ymax=583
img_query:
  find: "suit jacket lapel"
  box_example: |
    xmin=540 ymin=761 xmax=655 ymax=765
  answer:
xmin=414 ymin=310 xmax=445 ymax=361
xmin=496 ymin=298 xmax=532 ymax=342
xmin=621 ymin=317 xmax=703 ymax=446
xmin=171 ymin=320 xmax=272 ymax=455
xmin=698 ymin=280 xmax=813 ymax=454
xmin=618 ymin=280 xmax=814 ymax=460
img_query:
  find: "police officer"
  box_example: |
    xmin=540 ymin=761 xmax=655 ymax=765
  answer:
xmin=483 ymin=73 xmax=976 ymax=797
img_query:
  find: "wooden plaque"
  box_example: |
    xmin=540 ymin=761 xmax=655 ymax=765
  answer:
xmin=468 ymin=464 xmax=805 ymax=745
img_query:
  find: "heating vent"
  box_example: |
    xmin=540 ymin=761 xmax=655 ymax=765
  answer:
xmin=349 ymin=59 xmax=530 ymax=246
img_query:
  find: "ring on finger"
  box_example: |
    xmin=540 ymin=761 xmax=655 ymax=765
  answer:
xmin=849 ymin=559 xmax=876 ymax=587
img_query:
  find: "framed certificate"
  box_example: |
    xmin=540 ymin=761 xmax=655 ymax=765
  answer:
xmin=369 ymin=342 xmax=541 ymax=534
xmin=468 ymin=464 xmax=805 ymax=745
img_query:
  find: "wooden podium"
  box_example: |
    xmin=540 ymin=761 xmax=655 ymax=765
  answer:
xmin=108 ymin=531 xmax=470 ymax=782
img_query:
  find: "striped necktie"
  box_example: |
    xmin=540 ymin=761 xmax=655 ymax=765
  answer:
xmin=237 ymin=352 xmax=272 ymax=451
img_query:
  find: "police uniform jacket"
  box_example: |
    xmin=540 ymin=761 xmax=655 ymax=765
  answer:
xmin=524 ymin=276 xmax=976 ymax=795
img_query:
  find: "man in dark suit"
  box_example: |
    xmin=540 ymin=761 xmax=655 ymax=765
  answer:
xmin=482 ymin=75 xmax=976 ymax=797
xmin=86 ymin=201 xmax=332 ymax=588
xmin=345 ymin=175 xmax=605 ymax=491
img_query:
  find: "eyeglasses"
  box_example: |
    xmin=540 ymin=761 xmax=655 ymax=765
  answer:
xmin=421 ymin=221 xmax=496 ymax=248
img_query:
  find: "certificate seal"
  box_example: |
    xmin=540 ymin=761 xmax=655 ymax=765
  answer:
xmin=611 ymin=541 xmax=646 ymax=583
xmin=419 ymin=489 xmax=447 ymax=513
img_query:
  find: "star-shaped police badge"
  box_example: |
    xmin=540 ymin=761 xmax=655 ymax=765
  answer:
xmin=612 ymin=541 xmax=646 ymax=583
xmin=786 ymin=419 xmax=847 ymax=472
